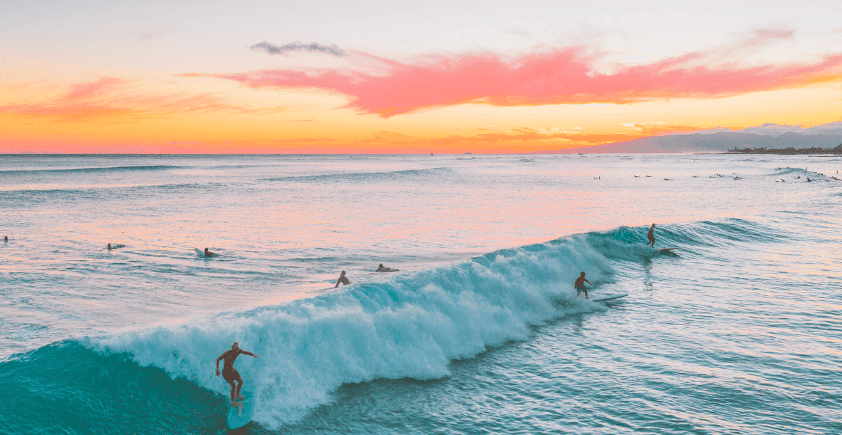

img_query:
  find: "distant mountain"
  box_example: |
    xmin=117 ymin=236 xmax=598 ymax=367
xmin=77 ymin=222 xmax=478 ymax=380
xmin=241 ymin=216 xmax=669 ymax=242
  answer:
xmin=692 ymin=121 xmax=842 ymax=137
xmin=542 ymin=121 xmax=842 ymax=154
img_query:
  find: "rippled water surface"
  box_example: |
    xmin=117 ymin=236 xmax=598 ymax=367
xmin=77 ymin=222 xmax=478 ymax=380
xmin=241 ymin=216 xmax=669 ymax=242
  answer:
xmin=1 ymin=154 xmax=840 ymax=434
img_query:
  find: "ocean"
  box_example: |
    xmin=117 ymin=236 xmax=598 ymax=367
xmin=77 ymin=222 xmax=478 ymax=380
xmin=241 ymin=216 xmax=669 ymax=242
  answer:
xmin=1 ymin=153 xmax=840 ymax=434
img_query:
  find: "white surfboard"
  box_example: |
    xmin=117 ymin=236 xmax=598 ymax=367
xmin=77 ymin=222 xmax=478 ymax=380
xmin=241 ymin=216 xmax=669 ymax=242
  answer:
xmin=227 ymin=397 xmax=254 ymax=429
xmin=591 ymin=293 xmax=628 ymax=302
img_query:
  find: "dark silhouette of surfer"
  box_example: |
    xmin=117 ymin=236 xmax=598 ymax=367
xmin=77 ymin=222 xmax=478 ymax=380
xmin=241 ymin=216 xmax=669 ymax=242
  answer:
xmin=216 ymin=342 xmax=258 ymax=409
xmin=3 ymin=236 xmax=7 ymax=242
xmin=335 ymin=270 xmax=350 ymax=287
xmin=575 ymin=272 xmax=592 ymax=299
xmin=204 ymin=247 xmax=215 ymax=257
xmin=646 ymin=223 xmax=656 ymax=247
xmin=376 ymin=264 xmax=399 ymax=272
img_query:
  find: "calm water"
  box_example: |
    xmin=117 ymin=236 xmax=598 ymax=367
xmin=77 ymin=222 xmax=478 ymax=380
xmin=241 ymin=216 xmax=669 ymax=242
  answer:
xmin=1 ymin=154 xmax=840 ymax=434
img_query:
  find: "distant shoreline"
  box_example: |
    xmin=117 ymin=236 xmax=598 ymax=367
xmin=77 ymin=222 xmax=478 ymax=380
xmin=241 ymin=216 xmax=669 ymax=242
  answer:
xmin=728 ymin=145 xmax=842 ymax=155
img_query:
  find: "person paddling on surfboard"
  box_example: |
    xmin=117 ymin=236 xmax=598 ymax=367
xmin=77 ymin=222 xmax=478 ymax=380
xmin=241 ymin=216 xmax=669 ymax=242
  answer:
xmin=335 ymin=270 xmax=351 ymax=287
xmin=646 ymin=223 xmax=656 ymax=247
xmin=216 ymin=342 xmax=258 ymax=408
xmin=204 ymin=247 xmax=215 ymax=258
xmin=575 ymin=272 xmax=592 ymax=299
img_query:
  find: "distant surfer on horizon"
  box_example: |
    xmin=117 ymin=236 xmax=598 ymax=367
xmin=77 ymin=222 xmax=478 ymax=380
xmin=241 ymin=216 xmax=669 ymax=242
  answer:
xmin=335 ymin=270 xmax=350 ymax=287
xmin=574 ymin=272 xmax=592 ymax=299
xmin=3 ymin=236 xmax=7 ymax=242
xmin=376 ymin=264 xmax=399 ymax=272
xmin=646 ymin=223 xmax=656 ymax=247
xmin=216 ymin=342 xmax=258 ymax=409
xmin=204 ymin=247 xmax=215 ymax=257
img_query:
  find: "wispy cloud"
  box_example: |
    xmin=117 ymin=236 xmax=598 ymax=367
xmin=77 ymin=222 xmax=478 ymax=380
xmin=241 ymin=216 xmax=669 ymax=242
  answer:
xmin=133 ymin=29 xmax=167 ymax=43
xmin=250 ymin=41 xmax=345 ymax=57
xmin=0 ymin=76 xmax=279 ymax=121
xmin=61 ymin=77 xmax=125 ymax=101
xmin=747 ymin=27 xmax=794 ymax=45
xmin=186 ymin=46 xmax=842 ymax=117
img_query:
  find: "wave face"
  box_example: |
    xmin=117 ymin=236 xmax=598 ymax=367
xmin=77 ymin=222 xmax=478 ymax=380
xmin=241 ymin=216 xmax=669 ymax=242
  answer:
xmin=1 ymin=225 xmax=679 ymax=432
xmin=0 ymin=341 xmax=224 ymax=434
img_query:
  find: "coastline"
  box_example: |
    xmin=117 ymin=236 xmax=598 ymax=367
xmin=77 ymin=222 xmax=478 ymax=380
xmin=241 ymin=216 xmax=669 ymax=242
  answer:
xmin=728 ymin=145 xmax=842 ymax=155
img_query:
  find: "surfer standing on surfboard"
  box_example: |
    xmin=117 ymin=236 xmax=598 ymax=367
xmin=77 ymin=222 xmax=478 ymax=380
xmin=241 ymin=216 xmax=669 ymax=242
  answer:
xmin=646 ymin=223 xmax=656 ymax=247
xmin=575 ymin=272 xmax=592 ymax=299
xmin=216 ymin=342 xmax=258 ymax=407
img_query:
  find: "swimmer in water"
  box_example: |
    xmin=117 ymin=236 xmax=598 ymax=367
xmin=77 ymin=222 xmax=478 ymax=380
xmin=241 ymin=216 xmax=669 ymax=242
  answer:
xmin=646 ymin=223 xmax=656 ymax=247
xmin=335 ymin=270 xmax=350 ymax=287
xmin=376 ymin=264 xmax=399 ymax=272
xmin=574 ymin=272 xmax=592 ymax=299
xmin=215 ymin=342 xmax=258 ymax=410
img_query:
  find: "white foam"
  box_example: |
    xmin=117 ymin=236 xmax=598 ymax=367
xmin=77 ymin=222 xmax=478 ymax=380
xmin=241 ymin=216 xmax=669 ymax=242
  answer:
xmin=94 ymin=233 xmax=617 ymax=428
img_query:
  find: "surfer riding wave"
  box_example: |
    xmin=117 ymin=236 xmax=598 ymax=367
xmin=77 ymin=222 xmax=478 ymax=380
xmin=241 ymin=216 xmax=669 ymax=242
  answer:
xmin=215 ymin=342 xmax=258 ymax=409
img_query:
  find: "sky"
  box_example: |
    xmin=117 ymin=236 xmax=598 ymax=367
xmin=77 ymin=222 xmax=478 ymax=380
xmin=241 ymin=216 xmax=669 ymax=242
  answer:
xmin=1 ymin=0 xmax=841 ymax=154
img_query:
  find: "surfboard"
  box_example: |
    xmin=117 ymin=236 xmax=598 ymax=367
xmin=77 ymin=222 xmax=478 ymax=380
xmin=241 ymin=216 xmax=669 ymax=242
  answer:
xmin=227 ymin=397 xmax=254 ymax=429
xmin=659 ymin=247 xmax=679 ymax=252
xmin=194 ymin=248 xmax=215 ymax=257
xmin=591 ymin=293 xmax=628 ymax=302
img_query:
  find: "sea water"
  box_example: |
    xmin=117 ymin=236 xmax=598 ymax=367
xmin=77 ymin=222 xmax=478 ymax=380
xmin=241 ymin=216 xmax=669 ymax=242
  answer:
xmin=0 ymin=154 xmax=840 ymax=434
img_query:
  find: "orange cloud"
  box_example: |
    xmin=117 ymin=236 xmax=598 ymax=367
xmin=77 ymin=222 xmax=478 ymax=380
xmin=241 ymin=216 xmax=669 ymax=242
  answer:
xmin=0 ymin=76 xmax=278 ymax=122
xmin=185 ymin=47 xmax=842 ymax=117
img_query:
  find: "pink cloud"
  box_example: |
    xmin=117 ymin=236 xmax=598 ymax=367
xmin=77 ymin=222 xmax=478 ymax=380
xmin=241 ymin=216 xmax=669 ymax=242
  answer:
xmin=61 ymin=76 xmax=126 ymax=101
xmin=185 ymin=47 xmax=842 ymax=117
xmin=748 ymin=27 xmax=795 ymax=45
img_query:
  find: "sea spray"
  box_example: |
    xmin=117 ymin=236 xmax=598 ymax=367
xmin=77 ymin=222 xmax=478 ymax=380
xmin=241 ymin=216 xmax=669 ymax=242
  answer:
xmin=91 ymin=232 xmax=629 ymax=427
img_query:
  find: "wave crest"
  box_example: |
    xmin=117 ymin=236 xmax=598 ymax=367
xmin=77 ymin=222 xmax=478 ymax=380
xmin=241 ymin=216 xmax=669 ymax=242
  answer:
xmin=92 ymin=231 xmax=627 ymax=427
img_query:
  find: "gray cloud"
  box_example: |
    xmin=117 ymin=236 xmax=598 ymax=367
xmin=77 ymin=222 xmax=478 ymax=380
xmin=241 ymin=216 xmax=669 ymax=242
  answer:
xmin=250 ymin=41 xmax=345 ymax=57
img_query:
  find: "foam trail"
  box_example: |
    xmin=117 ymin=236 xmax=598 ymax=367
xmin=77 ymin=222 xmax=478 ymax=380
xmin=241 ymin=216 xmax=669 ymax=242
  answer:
xmin=91 ymin=231 xmax=647 ymax=428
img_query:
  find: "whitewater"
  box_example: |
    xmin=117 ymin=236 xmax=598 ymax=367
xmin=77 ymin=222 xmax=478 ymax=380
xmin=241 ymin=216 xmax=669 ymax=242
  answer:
xmin=1 ymin=154 xmax=840 ymax=434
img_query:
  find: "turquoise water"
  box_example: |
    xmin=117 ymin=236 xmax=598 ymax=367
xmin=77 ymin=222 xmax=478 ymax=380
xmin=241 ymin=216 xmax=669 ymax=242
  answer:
xmin=1 ymin=154 xmax=840 ymax=434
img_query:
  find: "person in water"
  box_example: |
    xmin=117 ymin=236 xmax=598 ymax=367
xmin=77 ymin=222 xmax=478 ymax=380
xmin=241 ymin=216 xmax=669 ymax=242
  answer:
xmin=574 ymin=272 xmax=592 ymax=299
xmin=4 ymin=236 xmax=7 ymax=242
xmin=215 ymin=342 xmax=258 ymax=408
xmin=646 ymin=223 xmax=656 ymax=247
xmin=335 ymin=270 xmax=351 ymax=287
xmin=107 ymin=243 xmax=112 ymax=250
xmin=376 ymin=264 xmax=399 ymax=272
xmin=204 ymin=247 xmax=215 ymax=257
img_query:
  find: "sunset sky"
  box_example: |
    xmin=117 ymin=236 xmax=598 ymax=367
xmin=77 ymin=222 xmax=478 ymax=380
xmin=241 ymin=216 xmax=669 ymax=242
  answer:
xmin=2 ymin=0 xmax=841 ymax=153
